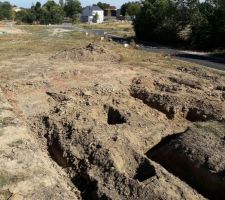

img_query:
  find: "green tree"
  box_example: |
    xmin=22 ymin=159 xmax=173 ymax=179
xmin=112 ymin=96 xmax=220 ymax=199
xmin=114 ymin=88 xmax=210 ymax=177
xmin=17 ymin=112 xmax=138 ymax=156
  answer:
xmin=121 ymin=1 xmax=141 ymax=20
xmin=0 ymin=1 xmax=13 ymax=20
xmin=33 ymin=2 xmax=42 ymax=21
xmin=16 ymin=9 xmax=36 ymax=24
xmin=134 ymin=0 xmax=225 ymax=49
xmin=64 ymin=0 xmax=82 ymax=22
xmin=134 ymin=0 xmax=178 ymax=44
xmin=121 ymin=2 xmax=130 ymax=16
xmin=40 ymin=1 xmax=64 ymax=24
xmin=96 ymin=2 xmax=110 ymax=10
xmin=127 ymin=3 xmax=141 ymax=18
xmin=93 ymin=12 xmax=99 ymax=23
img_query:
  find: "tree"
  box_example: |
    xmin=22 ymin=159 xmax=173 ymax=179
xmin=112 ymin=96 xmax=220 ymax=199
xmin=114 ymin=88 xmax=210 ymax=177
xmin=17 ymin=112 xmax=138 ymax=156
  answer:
xmin=127 ymin=2 xmax=141 ymax=17
xmin=16 ymin=9 xmax=36 ymax=24
xmin=41 ymin=0 xmax=65 ymax=24
xmin=120 ymin=1 xmax=141 ymax=19
xmin=64 ymin=0 xmax=82 ymax=22
xmin=134 ymin=0 xmax=179 ymax=44
xmin=93 ymin=13 xmax=99 ymax=23
xmin=121 ymin=2 xmax=130 ymax=16
xmin=15 ymin=0 xmax=65 ymax=25
xmin=134 ymin=0 xmax=225 ymax=49
xmin=0 ymin=1 xmax=13 ymax=20
xmin=96 ymin=2 xmax=110 ymax=10
xmin=33 ymin=2 xmax=42 ymax=21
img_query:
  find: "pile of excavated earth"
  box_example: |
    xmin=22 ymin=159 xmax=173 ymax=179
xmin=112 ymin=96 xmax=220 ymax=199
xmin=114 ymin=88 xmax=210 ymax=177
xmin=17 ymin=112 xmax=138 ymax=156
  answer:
xmin=0 ymin=43 xmax=225 ymax=200
xmin=50 ymin=43 xmax=121 ymax=62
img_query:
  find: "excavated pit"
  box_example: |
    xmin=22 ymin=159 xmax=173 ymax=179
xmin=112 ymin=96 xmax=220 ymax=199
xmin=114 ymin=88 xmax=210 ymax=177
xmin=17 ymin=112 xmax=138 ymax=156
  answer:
xmin=27 ymin=85 xmax=216 ymax=200
xmin=107 ymin=106 xmax=127 ymax=125
xmin=72 ymin=174 xmax=99 ymax=200
xmin=133 ymin=158 xmax=156 ymax=182
xmin=146 ymin=122 xmax=225 ymax=200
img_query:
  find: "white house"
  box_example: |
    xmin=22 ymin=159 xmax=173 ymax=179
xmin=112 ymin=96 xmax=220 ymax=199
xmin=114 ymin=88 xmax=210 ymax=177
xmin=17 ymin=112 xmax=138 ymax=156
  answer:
xmin=13 ymin=6 xmax=22 ymax=13
xmin=81 ymin=6 xmax=104 ymax=24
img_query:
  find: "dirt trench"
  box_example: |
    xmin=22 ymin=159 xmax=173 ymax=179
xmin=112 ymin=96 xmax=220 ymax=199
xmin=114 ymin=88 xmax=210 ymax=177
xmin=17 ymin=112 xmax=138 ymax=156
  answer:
xmin=6 ymin=59 xmax=224 ymax=199
xmin=146 ymin=122 xmax=225 ymax=200
xmin=130 ymin=76 xmax=225 ymax=122
xmin=27 ymin=86 xmax=210 ymax=200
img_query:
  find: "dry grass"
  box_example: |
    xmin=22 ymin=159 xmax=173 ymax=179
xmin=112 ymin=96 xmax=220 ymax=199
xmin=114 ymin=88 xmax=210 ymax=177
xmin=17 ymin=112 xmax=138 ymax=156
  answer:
xmin=0 ymin=24 xmax=218 ymax=74
xmin=0 ymin=25 xmax=91 ymax=61
xmin=0 ymin=25 xmax=165 ymax=65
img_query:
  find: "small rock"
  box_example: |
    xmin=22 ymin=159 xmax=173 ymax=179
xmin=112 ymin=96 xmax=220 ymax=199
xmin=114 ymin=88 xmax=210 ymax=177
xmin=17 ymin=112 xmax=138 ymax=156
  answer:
xmin=222 ymin=92 xmax=225 ymax=99
xmin=83 ymin=91 xmax=92 ymax=96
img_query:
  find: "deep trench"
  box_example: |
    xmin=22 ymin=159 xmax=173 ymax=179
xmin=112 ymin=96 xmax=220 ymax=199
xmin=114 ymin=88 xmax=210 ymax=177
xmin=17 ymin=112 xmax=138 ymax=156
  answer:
xmin=146 ymin=132 xmax=225 ymax=200
xmin=130 ymin=89 xmax=222 ymax=122
xmin=42 ymin=116 xmax=101 ymax=200
xmin=47 ymin=136 xmax=101 ymax=200
xmin=185 ymin=107 xmax=215 ymax=122
xmin=130 ymin=91 xmax=177 ymax=119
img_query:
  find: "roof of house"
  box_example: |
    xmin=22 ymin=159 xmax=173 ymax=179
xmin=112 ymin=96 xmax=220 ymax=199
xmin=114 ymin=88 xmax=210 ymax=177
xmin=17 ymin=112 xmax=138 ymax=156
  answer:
xmin=83 ymin=5 xmax=103 ymax=11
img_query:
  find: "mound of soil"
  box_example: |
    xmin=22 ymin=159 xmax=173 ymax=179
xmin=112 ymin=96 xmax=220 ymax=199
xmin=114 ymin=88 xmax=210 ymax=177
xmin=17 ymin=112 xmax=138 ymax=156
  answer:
xmin=50 ymin=43 xmax=121 ymax=62
xmin=147 ymin=122 xmax=225 ymax=200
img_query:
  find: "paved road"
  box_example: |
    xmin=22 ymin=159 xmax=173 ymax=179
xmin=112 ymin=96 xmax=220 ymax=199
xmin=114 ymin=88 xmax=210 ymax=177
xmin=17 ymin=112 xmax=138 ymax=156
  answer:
xmin=54 ymin=24 xmax=225 ymax=72
xmin=141 ymin=45 xmax=225 ymax=72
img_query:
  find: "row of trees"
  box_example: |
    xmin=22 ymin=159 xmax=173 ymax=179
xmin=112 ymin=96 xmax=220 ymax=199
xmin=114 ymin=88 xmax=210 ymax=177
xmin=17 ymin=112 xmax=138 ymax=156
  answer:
xmin=17 ymin=0 xmax=81 ymax=24
xmin=134 ymin=0 xmax=225 ymax=49
xmin=0 ymin=0 xmax=81 ymax=24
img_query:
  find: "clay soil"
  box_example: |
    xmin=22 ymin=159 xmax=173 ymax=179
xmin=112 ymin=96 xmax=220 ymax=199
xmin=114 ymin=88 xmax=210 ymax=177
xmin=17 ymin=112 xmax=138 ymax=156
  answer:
xmin=0 ymin=25 xmax=225 ymax=200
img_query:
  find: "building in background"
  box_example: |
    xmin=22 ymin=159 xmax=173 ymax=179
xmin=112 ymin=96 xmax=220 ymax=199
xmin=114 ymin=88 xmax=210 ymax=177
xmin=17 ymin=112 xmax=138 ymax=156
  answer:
xmin=12 ymin=6 xmax=22 ymax=13
xmin=104 ymin=6 xmax=117 ymax=17
xmin=81 ymin=6 xmax=104 ymax=24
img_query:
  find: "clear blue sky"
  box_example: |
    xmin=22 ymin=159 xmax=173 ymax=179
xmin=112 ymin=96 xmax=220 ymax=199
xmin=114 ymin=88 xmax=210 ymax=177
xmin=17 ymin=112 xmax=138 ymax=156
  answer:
xmin=8 ymin=0 xmax=130 ymax=8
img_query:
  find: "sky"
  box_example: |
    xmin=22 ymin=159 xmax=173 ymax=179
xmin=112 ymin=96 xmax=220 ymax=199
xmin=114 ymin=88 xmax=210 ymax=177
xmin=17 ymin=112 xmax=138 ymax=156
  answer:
xmin=8 ymin=0 xmax=130 ymax=8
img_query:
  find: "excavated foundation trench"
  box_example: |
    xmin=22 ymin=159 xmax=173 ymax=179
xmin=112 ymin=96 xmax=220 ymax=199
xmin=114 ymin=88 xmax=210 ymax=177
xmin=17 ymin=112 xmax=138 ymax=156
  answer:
xmin=42 ymin=116 xmax=101 ymax=200
xmin=31 ymin=110 xmax=159 ymax=200
xmin=28 ymin=87 xmax=225 ymax=200
xmin=146 ymin=130 xmax=225 ymax=200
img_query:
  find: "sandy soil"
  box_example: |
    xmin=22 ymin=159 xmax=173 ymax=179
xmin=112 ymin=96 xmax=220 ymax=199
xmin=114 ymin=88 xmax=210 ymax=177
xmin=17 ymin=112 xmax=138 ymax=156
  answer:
xmin=0 ymin=26 xmax=225 ymax=199
xmin=0 ymin=25 xmax=25 ymax=35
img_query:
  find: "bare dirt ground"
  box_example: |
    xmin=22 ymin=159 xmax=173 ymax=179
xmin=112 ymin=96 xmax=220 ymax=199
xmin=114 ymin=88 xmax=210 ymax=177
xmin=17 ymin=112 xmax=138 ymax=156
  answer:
xmin=0 ymin=25 xmax=225 ymax=200
xmin=0 ymin=23 xmax=25 ymax=35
